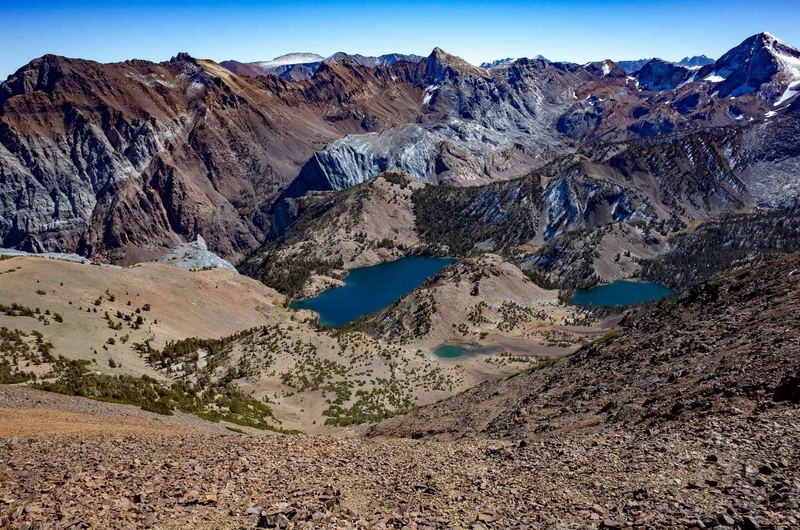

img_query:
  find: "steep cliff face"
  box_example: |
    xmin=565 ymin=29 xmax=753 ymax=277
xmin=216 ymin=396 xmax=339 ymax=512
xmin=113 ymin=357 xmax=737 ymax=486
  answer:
xmin=0 ymin=54 xmax=422 ymax=262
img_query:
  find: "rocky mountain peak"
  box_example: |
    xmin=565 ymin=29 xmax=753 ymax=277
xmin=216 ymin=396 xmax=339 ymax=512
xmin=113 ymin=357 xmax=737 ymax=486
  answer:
xmin=635 ymin=58 xmax=691 ymax=91
xmin=169 ymin=52 xmax=198 ymax=66
xmin=676 ymin=54 xmax=714 ymax=68
xmin=327 ymin=52 xmax=423 ymax=67
xmin=424 ymin=47 xmax=484 ymax=83
xmin=482 ymin=55 xmax=549 ymax=69
xmin=480 ymin=57 xmax=516 ymax=69
xmin=0 ymin=54 xmax=66 ymax=105
xmin=697 ymin=32 xmax=800 ymax=98
xmin=583 ymin=60 xmax=626 ymax=79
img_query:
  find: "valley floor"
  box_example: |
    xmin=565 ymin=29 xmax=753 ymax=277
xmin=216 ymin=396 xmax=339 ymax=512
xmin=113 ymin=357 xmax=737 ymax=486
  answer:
xmin=1 ymin=386 xmax=798 ymax=529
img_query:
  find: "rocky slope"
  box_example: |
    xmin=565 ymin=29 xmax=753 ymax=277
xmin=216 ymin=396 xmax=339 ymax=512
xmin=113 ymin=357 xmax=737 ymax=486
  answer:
xmin=372 ymin=252 xmax=800 ymax=440
xmin=640 ymin=207 xmax=800 ymax=289
xmin=252 ymin=104 xmax=800 ymax=296
xmin=520 ymin=222 xmax=670 ymax=289
xmin=633 ymin=59 xmax=691 ymax=90
xmin=694 ymin=32 xmax=800 ymax=100
xmin=2 ymin=255 xmax=799 ymax=529
xmin=239 ymin=172 xmax=424 ymax=297
xmin=0 ymin=250 xmax=596 ymax=433
xmin=0 ymin=254 xmax=285 ymax=380
xmin=152 ymin=234 xmax=237 ymax=271
xmin=284 ymin=33 xmax=799 ymax=197
xmin=525 ymin=206 xmax=800 ymax=291
xmin=2 ymin=386 xmax=796 ymax=529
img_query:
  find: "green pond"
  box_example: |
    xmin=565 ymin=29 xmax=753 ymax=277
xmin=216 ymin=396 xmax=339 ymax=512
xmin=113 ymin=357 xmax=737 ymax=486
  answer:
xmin=571 ymin=280 xmax=673 ymax=306
xmin=433 ymin=345 xmax=468 ymax=358
xmin=290 ymin=256 xmax=456 ymax=327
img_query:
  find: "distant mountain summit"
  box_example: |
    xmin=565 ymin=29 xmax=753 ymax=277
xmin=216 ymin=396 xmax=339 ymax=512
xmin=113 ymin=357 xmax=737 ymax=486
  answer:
xmin=327 ymin=52 xmax=424 ymax=68
xmin=676 ymin=54 xmax=714 ymax=68
xmin=618 ymin=55 xmax=714 ymax=74
xmin=621 ymin=32 xmax=800 ymax=101
xmin=222 ymin=52 xmax=424 ymax=80
xmin=2 ymin=33 xmax=800 ymax=263
xmin=480 ymin=57 xmax=515 ymax=68
xmin=257 ymin=52 xmax=324 ymax=67
xmin=634 ymin=58 xmax=691 ymax=90
xmin=221 ymin=53 xmax=324 ymax=80
xmin=481 ymin=55 xmax=548 ymax=68
xmin=617 ymin=58 xmax=654 ymax=74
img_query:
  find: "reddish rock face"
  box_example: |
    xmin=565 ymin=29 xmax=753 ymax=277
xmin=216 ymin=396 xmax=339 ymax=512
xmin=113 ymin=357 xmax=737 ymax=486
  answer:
xmin=0 ymin=54 xmax=422 ymax=263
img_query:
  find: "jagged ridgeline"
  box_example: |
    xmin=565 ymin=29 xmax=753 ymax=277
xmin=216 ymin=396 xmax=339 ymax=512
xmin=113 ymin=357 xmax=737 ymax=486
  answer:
xmin=2 ymin=33 xmax=800 ymax=267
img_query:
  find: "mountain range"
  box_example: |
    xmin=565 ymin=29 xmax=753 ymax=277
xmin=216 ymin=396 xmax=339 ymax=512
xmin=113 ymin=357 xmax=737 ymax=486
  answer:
xmin=221 ymin=52 xmax=425 ymax=81
xmin=1 ymin=32 xmax=798 ymax=269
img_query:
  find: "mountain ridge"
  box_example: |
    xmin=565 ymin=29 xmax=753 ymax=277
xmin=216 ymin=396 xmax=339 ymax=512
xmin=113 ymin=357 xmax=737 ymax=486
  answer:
xmin=2 ymin=33 xmax=799 ymax=265
xmin=221 ymin=51 xmax=425 ymax=81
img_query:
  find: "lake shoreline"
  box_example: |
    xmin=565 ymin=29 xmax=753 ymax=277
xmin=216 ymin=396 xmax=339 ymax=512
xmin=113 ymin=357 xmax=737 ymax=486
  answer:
xmin=290 ymin=256 xmax=457 ymax=327
xmin=571 ymin=279 xmax=674 ymax=307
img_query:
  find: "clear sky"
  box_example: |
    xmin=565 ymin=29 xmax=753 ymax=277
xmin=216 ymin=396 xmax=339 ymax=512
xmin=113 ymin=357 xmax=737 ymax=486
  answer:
xmin=2 ymin=0 xmax=800 ymax=79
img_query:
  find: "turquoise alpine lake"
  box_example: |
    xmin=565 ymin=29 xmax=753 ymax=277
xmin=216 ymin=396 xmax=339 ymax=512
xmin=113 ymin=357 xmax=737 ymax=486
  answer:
xmin=571 ymin=280 xmax=673 ymax=306
xmin=290 ymin=256 xmax=456 ymax=327
xmin=433 ymin=345 xmax=467 ymax=358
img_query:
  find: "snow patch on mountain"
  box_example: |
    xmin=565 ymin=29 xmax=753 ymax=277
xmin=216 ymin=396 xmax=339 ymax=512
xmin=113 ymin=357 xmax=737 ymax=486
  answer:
xmin=774 ymin=81 xmax=800 ymax=106
xmin=153 ymin=235 xmax=237 ymax=272
xmin=481 ymin=58 xmax=516 ymax=69
xmin=256 ymin=53 xmax=325 ymax=68
xmin=423 ymin=85 xmax=440 ymax=105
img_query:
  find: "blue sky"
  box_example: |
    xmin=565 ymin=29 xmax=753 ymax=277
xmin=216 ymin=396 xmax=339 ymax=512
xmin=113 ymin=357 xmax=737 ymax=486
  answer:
xmin=2 ymin=0 xmax=800 ymax=78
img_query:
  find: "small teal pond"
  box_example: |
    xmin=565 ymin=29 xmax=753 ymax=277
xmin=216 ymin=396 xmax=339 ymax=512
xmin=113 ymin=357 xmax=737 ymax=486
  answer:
xmin=433 ymin=344 xmax=467 ymax=358
xmin=572 ymin=280 xmax=673 ymax=307
xmin=290 ymin=256 xmax=456 ymax=327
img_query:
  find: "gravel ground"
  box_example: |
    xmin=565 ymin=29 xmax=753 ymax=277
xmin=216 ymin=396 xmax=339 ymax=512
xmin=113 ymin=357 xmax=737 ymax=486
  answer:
xmin=1 ymin=387 xmax=798 ymax=529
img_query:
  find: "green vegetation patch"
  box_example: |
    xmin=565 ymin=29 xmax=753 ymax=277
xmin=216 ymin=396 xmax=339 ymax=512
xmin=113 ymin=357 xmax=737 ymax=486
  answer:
xmin=31 ymin=357 xmax=295 ymax=433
